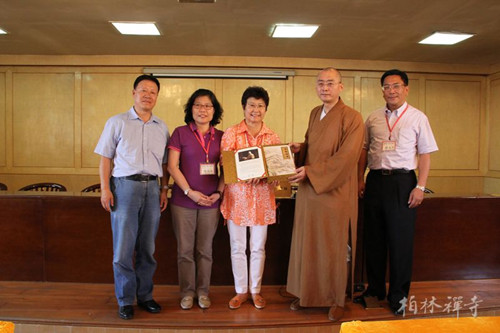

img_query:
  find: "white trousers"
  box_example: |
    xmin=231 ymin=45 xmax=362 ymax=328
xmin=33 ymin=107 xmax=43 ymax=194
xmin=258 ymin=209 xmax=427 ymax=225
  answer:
xmin=227 ymin=220 xmax=268 ymax=294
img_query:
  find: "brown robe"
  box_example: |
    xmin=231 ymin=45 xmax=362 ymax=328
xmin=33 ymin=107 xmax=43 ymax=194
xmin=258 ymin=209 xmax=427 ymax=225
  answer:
xmin=286 ymin=98 xmax=364 ymax=307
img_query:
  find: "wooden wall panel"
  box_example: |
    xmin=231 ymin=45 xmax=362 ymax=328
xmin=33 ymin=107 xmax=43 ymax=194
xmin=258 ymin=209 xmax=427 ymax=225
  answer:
xmin=360 ymin=77 xmax=421 ymax=121
xmin=0 ymin=66 xmax=494 ymax=194
xmin=12 ymin=73 xmax=75 ymax=167
xmin=341 ymin=76 xmax=355 ymax=110
xmin=156 ymin=78 xmax=217 ymax=132
xmin=292 ymin=75 xmax=318 ymax=142
xmin=489 ymin=78 xmax=500 ymax=171
xmin=291 ymin=74 xmax=357 ymax=141
xmin=81 ymin=73 xmax=141 ymax=168
xmin=425 ymin=80 xmax=481 ymax=170
xmin=82 ymin=74 xmax=218 ymax=168
xmin=0 ymin=72 xmax=5 ymax=167
xmin=426 ymin=176 xmax=484 ymax=195
xmin=484 ymin=177 xmax=500 ymax=194
xmin=407 ymin=79 xmax=421 ymax=110
xmin=220 ymin=79 xmax=287 ymax=140
xmin=360 ymin=77 xmax=383 ymax=121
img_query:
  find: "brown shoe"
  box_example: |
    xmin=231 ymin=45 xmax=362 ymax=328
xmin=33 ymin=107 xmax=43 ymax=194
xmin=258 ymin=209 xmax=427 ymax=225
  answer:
xmin=251 ymin=293 xmax=266 ymax=309
xmin=228 ymin=293 xmax=248 ymax=310
xmin=328 ymin=305 xmax=345 ymax=322
xmin=290 ymin=298 xmax=302 ymax=311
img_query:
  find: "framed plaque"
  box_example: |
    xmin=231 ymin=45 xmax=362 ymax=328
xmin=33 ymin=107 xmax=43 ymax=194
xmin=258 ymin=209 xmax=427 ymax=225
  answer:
xmin=222 ymin=144 xmax=296 ymax=184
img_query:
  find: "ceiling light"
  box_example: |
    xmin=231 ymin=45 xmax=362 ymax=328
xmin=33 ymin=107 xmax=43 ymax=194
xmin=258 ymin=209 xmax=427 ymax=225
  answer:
xmin=111 ymin=22 xmax=160 ymax=36
xmin=419 ymin=32 xmax=474 ymax=45
xmin=0 ymin=28 xmax=7 ymax=34
xmin=272 ymin=24 xmax=319 ymax=38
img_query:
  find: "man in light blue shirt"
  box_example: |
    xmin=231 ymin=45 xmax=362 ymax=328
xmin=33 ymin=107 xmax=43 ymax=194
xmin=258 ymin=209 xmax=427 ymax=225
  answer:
xmin=95 ymin=75 xmax=170 ymax=320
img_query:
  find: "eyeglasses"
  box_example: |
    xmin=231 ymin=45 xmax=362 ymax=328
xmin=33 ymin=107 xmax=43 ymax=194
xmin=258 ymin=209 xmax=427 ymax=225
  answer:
xmin=382 ymin=83 xmax=406 ymax=91
xmin=193 ymin=103 xmax=214 ymax=110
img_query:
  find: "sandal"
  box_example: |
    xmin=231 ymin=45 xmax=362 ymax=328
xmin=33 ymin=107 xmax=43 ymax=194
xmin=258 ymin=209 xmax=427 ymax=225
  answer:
xmin=290 ymin=298 xmax=302 ymax=311
xmin=251 ymin=293 xmax=266 ymax=309
xmin=228 ymin=293 xmax=248 ymax=309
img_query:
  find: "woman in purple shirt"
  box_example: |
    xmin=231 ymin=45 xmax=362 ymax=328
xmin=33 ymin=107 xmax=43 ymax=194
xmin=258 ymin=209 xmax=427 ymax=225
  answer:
xmin=167 ymin=89 xmax=224 ymax=310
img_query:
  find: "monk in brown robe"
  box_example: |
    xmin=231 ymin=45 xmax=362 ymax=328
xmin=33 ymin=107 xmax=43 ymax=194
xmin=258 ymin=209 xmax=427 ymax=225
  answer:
xmin=287 ymin=67 xmax=364 ymax=322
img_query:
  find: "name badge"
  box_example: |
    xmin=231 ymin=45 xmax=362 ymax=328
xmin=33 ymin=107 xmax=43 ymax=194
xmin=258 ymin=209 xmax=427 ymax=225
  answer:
xmin=200 ymin=163 xmax=216 ymax=175
xmin=382 ymin=140 xmax=396 ymax=151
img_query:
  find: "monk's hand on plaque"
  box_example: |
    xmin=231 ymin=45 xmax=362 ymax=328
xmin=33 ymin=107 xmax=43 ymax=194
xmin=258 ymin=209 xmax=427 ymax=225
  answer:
xmin=288 ymin=166 xmax=306 ymax=183
xmin=288 ymin=142 xmax=301 ymax=154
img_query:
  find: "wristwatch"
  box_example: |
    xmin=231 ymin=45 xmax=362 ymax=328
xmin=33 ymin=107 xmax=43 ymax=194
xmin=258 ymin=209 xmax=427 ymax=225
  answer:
xmin=184 ymin=188 xmax=191 ymax=196
xmin=415 ymin=185 xmax=426 ymax=192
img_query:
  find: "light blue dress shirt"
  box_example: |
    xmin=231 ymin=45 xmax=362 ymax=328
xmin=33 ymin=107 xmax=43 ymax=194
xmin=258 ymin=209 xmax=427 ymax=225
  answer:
xmin=94 ymin=107 xmax=169 ymax=177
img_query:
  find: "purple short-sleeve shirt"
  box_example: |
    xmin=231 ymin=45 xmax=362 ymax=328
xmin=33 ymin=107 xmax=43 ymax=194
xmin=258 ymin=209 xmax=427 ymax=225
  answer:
xmin=168 ymin=123 xmax=223 ymax=209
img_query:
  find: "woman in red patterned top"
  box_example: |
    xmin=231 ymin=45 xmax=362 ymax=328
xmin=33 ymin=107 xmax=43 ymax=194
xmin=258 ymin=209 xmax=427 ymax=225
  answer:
xmin=221 ymin=86 xmax=280 ymax=310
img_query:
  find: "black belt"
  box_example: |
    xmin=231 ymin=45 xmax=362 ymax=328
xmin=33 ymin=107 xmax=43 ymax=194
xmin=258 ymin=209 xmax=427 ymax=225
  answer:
xmin=121 ymin=174 xmax=158 ymax=182
xmin=371 ymin=169 xmax=412 ymax=176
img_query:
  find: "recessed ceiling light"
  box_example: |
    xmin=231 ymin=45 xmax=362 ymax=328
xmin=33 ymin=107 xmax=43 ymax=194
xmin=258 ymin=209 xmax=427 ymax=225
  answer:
xmin=0 ymin=28 xmax=7 ymax=34
xmin=419 ymin=32 xmax=474 ymax=45
xmin=272 ymin=24 xmax=319 ymax=38
xmin=111 ymin=22 xmax=161 ymax=36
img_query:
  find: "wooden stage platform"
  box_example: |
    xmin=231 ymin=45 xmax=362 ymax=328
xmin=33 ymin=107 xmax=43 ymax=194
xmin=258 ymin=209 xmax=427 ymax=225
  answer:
xmin=1 ymin=279 xmax=499 ymax=332
xmin=1 ymin=194 xmax=499 ymax=332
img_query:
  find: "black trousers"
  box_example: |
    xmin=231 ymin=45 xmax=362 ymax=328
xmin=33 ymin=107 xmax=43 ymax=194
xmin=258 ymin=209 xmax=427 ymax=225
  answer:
xmin=363 ymin=170 xmax=417 ymax=308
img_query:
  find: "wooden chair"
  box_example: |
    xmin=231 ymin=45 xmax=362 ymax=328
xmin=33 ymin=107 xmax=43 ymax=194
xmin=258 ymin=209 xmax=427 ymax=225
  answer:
xmin=0 ymin=183 xmax=7 ymax=191
xmin=19 ymin=183 xmax=67 ymax=192
xmin=81 ymin=184 xmax=101 ymax=193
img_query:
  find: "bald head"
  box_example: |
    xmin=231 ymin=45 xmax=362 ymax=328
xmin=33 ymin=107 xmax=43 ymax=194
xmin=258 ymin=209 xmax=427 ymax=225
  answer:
xmin=316 ymin=67 xmax=344 ymax=108
xmin=318 ymin=67 xmax=342 ymax=83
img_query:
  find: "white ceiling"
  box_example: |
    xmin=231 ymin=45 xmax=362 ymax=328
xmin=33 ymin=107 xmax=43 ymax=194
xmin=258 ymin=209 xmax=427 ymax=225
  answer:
xmin=1 ymin=0 xmax=499 ymax=65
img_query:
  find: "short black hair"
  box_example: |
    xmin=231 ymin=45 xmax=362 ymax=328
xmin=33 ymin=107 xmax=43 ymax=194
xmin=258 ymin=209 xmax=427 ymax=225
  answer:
xmin=381 ymin=69 xmax=409 ymax=86
xmin=133 ymin=75 xmax=160 ymax=91
xmin=241 ymin=86 xmax=269 ymax=109
xmin=184 ymin=89 xmax=223 ymax=126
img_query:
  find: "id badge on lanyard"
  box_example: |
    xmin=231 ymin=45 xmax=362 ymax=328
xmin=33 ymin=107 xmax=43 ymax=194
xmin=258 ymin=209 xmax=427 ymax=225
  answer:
xmin=384 ymin=104 xmax=408 ymax=152
xmin=382 ymin=140 xmax=396 ymax=151
xmin=200 ymin=162 xmax=216 ymax=175
xmin=192 ymin=126 xmax=216 ymax=176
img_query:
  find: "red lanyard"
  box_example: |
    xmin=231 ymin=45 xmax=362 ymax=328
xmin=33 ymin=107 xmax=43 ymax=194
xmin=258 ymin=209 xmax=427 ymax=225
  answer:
xmin=385 ymin=104 xmax=409 ymax=140
xmin=191 ymin=126 xmax=212 ymax=163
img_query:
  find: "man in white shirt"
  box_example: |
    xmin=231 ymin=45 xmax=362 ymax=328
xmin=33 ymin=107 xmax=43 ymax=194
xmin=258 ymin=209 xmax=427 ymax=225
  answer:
xmin=357 ymin=69 xmax=438 ymax=315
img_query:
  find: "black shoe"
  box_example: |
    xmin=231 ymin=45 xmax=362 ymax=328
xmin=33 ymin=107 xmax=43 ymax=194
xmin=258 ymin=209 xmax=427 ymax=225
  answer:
xmin=353 ymin=295 xmax=366 ymax=306
xmin=393 ymin=307 xmax=405 ymax=316
xmin=138 ymin=299 xmax=161 ymax=313
xmin=118 ymin=305 xmax=134 ymax=320
xmin=354 ymin=293 xmax=384 ymax=304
